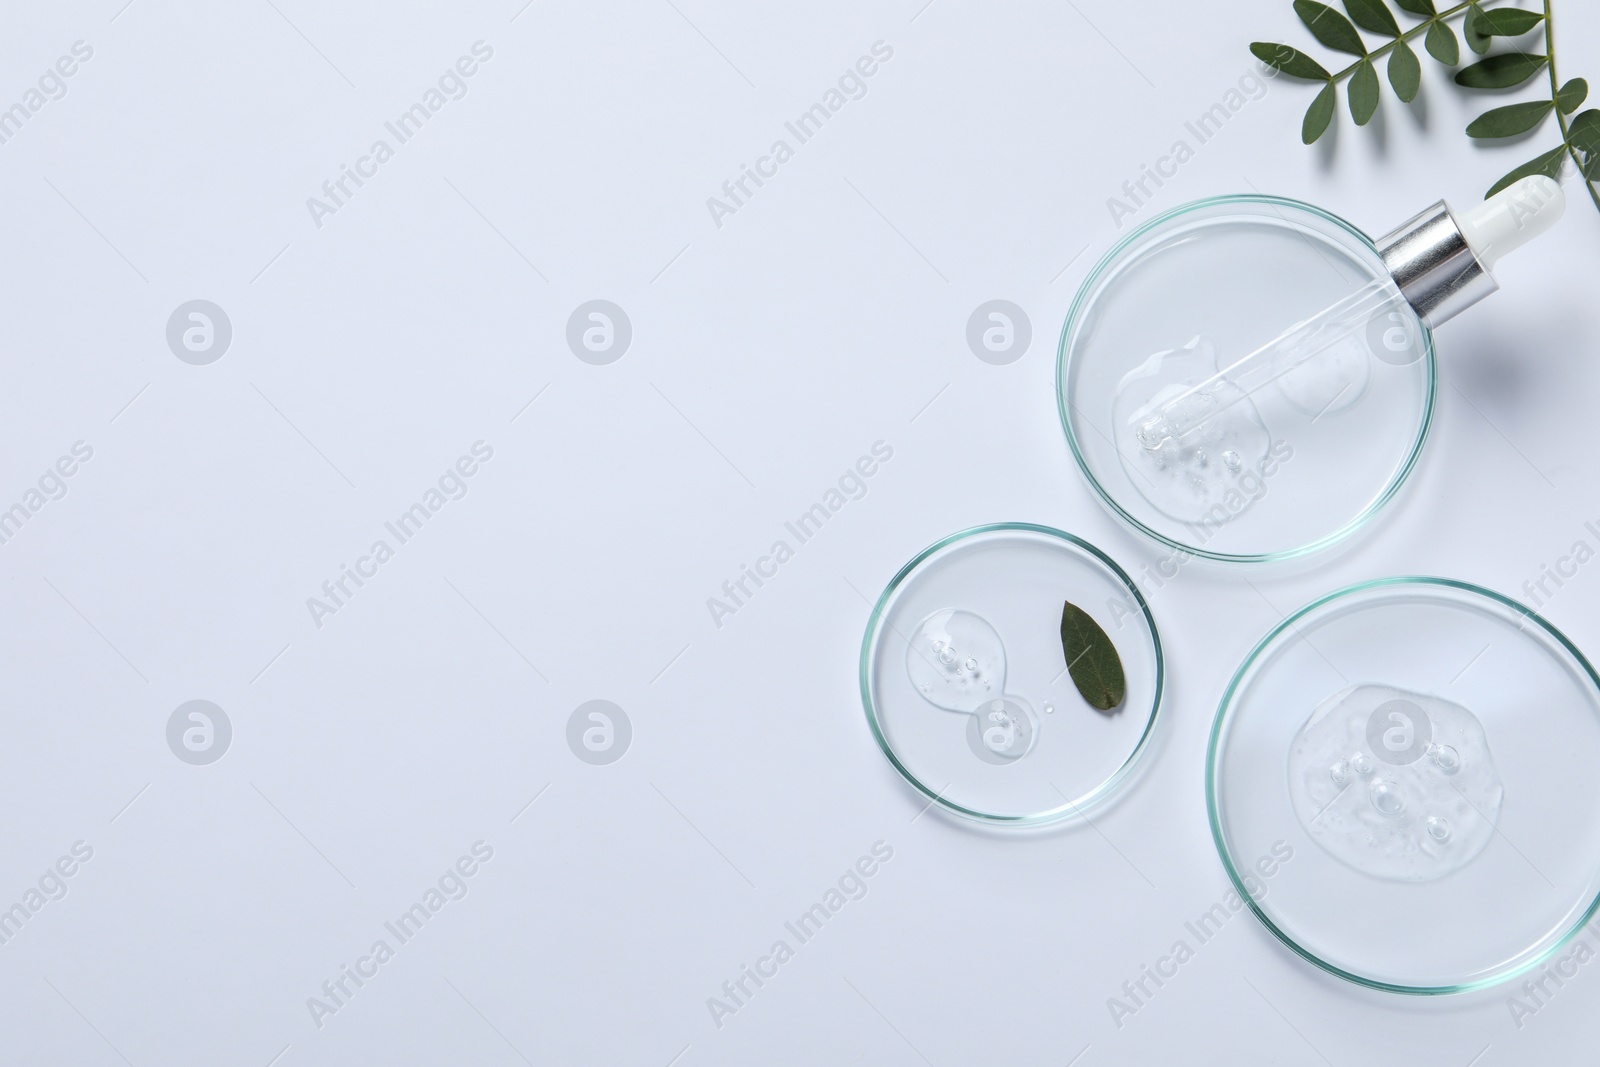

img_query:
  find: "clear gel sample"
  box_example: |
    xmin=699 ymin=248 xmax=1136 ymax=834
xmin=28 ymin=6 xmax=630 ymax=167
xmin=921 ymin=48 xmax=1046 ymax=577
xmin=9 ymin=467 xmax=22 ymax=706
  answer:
xmin=1272 ymin=327 xmax=1372 ymax=416
xmin=1132 ymin=279 xmax=1410 ymax=450
xmin=1287 ymin=683 xmax=1504 ymax=882
xmin=1112 ymin=336 xmax=1272 ymax=524
xmin=965 ymin=696 xmax=1039 ymax=764
xmin=905 ymin=608 xmax=1005 ymax=712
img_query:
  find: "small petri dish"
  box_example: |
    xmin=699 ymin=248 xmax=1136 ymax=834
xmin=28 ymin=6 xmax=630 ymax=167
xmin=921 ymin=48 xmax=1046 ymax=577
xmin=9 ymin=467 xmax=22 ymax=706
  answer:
xmin=860 ymin=524 xmax=1162 ymax=825
xmin=1058 ymin=195 xmax=1435 ymax=563
xmin=1208 ymin=577 xmax=1600 ymax=993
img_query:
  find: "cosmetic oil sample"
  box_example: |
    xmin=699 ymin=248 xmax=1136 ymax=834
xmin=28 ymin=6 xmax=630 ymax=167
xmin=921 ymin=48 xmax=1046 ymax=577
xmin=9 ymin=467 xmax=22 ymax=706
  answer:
xmin=905 ymin=609 xmax=1005 ymax=712
xmin=1287 ymin=684 xmax=1503 ymax=882
xmin=906 ymin=611 xmax=1045 ymax=766
xmin=1112 ymin=336 xmax=1273 ymax=523
xmin=966 ymin=696 xmax=1039 ymax=764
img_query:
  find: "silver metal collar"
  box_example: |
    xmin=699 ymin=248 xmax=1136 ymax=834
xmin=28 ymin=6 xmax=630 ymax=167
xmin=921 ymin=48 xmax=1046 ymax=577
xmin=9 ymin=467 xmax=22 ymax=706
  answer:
xmin=1375 ymin=200 xmax=1498 ymax=328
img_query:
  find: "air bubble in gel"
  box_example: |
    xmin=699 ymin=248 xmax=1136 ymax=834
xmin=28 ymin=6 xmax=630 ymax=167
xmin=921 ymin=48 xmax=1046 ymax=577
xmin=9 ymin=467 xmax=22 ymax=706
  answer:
xmin=1287 ymin=684 xmax=1503 ymax=882
xmin=1112 ymin=336 xmax=1273 ymax=524
xmin=1369 ymin=779 xmax=1405 ymax=816
xmin=905 ymin=609 xmax=1004 ymax=712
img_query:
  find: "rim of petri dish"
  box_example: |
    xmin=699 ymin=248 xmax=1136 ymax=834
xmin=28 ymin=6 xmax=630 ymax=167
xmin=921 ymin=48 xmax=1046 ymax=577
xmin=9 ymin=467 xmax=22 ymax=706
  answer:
xmin=1206 ymin=576 xmax=1600 ymax=994
xmin=859 ymin=523 xmax=1164 ymax=826
xmin=1057 ymin=194 xmax=1438 ymax=565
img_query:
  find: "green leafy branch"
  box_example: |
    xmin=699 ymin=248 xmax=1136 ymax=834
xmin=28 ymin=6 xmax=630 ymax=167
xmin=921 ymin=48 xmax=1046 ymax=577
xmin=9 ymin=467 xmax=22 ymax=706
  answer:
xmin=1251 ymin=0 xmax=1600 ymax=212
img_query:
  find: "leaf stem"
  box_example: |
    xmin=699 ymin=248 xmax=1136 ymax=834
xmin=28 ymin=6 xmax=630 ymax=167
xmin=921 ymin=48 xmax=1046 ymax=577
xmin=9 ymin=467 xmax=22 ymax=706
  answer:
xmin=1543 ymin=0 xmax=1600 ymax=212
xmin=1327 ymin=1 xmax=1479 ymax=80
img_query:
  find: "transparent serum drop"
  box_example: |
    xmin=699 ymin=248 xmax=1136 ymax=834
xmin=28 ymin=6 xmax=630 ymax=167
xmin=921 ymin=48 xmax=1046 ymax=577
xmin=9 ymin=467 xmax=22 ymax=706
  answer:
xmin=905 ymin=609 xmax=1005 ymax=712
xmin=1272 ymin=326 xmax=1372 ymax=416
xmin=965 ymin=696 xmax=1039 ymax=765
xmin=1112 ymin=336 xmax=1273 ymax=524
xmin=1287 ymin=684 xmax=1504 ymax=882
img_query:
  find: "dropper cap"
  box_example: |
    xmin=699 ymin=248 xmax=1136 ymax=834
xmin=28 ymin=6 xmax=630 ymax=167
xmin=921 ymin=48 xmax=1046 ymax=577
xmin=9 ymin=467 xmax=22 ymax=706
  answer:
xmin=1375 ymin=175 xmax=1565 ymax=327
xmin=1457 ymin=174 xmax=1564 ymax=268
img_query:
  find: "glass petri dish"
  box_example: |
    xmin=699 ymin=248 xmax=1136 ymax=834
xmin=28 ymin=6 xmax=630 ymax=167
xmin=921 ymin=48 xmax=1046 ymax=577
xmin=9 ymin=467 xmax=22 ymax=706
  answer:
xmin=860 ymin=524 xmax=1162 ymax=825
xmin=1208 ymin=577 xmax=1600 ymax=993
xmin=1058 ymin=195 xmax=1435 ymax=563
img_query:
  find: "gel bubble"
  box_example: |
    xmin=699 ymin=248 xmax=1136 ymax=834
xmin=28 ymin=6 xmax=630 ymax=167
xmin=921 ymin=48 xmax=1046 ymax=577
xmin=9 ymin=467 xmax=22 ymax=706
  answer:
xmin=965 ymin=696 xmax=1038 ymax=764
xmin=1112 ymin=336 xmax=1273 ymax=524
xmin=1287 ymin=684 xmax=1504 ymax=882
xmin=905 ymin=609 xmax=1004 ymax=713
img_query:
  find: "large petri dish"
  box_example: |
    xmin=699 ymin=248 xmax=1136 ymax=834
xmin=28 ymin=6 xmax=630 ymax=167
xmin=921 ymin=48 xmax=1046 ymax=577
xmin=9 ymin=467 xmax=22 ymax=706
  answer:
xmin=1059 ymin=195 xmax=1435 ymax=563
xmin=860 ymin=524 xmax=1162 ymax=825
xmin=1208 ymin=577 xmax=1600 ymax=992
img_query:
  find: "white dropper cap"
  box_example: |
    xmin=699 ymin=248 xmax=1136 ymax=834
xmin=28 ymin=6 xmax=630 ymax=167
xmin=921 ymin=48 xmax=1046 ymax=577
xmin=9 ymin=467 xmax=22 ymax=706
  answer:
xmin=1456 ymin=174 xmax=1565 ymax=270
xmin=1377 ymin=174 xmax=1567 ymax=325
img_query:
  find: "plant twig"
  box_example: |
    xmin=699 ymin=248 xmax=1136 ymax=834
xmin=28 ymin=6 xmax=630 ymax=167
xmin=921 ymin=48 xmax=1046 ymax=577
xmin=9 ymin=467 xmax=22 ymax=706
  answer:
xmin=1543 ymin=0 xmax=1600 ymax=212
xmin=1326 ymin=1 xmax=1477 ymax=82
xmin=1258 ymin=0 xmax=1598 ymax=212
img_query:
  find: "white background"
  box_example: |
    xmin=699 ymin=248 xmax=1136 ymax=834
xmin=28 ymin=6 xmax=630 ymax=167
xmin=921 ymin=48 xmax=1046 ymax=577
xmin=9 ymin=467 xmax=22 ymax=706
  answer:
xmin=2 ymin=0 xmax=1598 ymax=1064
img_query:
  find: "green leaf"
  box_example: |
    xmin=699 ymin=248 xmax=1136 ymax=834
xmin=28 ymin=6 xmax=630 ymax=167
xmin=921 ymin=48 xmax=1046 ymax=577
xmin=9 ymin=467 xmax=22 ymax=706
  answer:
xmin=1303 ymin=80 xmax=1338 ymax=142
xmin=1350 ymin=57 xmax=1380 ymax=124
xmin=1060 ymin=601 xmax=1126 ymax=713
xmin=1570 ymin=110 xmax=1600 ymax=179
xmin=1343 ymin=0 xmax=1399 ymax=36
xmin=1465 ymin=4 xmax=1492 ymax=54
xmin=1388 ymin=38 xmax=1421 ymax=101
xmin=1454 ymin=53 xmax=1548 ymax=89
xmin=1474 ymin=8 xmax=1545 ymax=36
xmin=1557 ymin=77 xmax=1588 ymax=114
xmin=1485 ymin=145 xmax=1567 ymax=196
xmin=1251 ymin=42 xmax=1332 ymax=80
xmin=1465 ymin=99 xmax=1553 ymax=137
xmin=1425 ymin=20 xmax=1459 ymax=65
xmin=1393 ymin=0 xmax=1434 ymax=13
xmin=1294 ymin=0 xmax=1367 ymax=55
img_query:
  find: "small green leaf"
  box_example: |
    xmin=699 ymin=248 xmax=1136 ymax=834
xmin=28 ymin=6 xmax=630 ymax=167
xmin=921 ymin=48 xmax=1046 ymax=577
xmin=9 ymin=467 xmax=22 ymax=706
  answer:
xmin=1350 ymin=57 xmax=1380 ymax=124
xmin=1343 ymin=0 xmax=1400 ymax=36
xmin=1474 ymin=8 xmax=1545 ymax=36
xmin=1393 ymin=0 xmax=1434 ymax=13
xmin=1570 ymin=110 xmax=1600 ymax=179
xmin=1060 ymin=601 xmax=1126 ymax=713
xmin=1465 ymin=100 xmax=1553 ymax=137
xmin=1465 ymin=4 xmax=1492 ymax=54
xmin=1388 ymin=38 xmax=1421 ymax=101
xmin=1557 ymin=77 xmax=1588 ymax=114
xmin=1294 ymin=0 xmax=1368 ymax=55
xmin=1303 ymin=80 xmax=1338 ymax=142
xmin=1251 ymin=42 xmax=1332 ymax=80
xmin=1425 ymin=20 xmax=1459 ymax=65
xmin=1485 ymin=145 xmax=1567 ymax=196
xmin=1454 ymin=53 xmax=1548 ymax=89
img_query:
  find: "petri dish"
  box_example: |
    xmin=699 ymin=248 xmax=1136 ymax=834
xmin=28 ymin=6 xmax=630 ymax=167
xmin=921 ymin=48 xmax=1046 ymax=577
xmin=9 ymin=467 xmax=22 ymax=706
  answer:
xmin=860 ymin=524 xmax=1162 ymax=825
xmin=1208 ymin=577 xmax=1600 ymax=993
xmin=1059 ymin=195 xmax=1435 ymax=563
